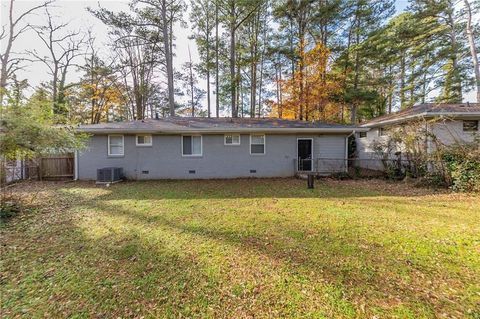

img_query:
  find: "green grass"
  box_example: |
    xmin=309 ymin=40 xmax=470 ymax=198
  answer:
xmin=1 ymin=179 xmax=479 ymax=318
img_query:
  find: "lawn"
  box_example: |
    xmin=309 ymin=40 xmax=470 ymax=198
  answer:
xmin=1 ymin=179 xmax=479 ymax=318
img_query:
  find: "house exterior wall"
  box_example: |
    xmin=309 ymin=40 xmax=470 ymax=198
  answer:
xmin=316 ymin=135 xmax=347 ymax=173
xmin=77 ymin=133 xmax=349 ymax=180
xmin=355 ymin=128 xmax=388 ymax=170
xmin=355 ymin=118 xmax=480 ymax=171
xmin=430 ymin=119 xmax=479 ymax=146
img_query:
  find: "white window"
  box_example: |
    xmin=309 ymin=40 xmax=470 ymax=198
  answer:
xmin=224 ymin=134 xmax=240 ymax=145
xmin=379 ymin=127 xmax=387 ymax=136
xmin=182 ymin=135 xmax=202 ymax=156
xmin=250 ymin=134 xmax=265 ymax=155
xmin=359 ymin=132 xmax=367 ymax=138
xmin=136 ymin=134 xmax=152 ymax=146
xmin=108 ymin=135 xmax=124 ymax=156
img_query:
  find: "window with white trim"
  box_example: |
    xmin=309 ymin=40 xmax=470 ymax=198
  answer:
xmin=108 ymin=135 xmax=124 ymax=156
xmin=379 ymin=127 xmax=387 ymax=136
xmin=250 ymin=134 xmax=265 ymax=155
xmin=224 ymin=134 xmax=240 ymax=145
xmin=359 ymin=132 xmax=367 ymax=138
xmin=136 ymin=134 xmax=152 ymax=146
xmin=182 ymin=135 xmax=202 ymax=156
xmin=463 ymin=120 xmax=478 ymax=132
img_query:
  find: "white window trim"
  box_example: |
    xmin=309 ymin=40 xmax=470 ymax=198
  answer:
xmin=136 ymin=134 xmax=153 ymax=146
xmin=250 ymin=134 xmax=266 ymax=155
xmin=108 ymin=134 xmax=124 ymax=157
xmin=181 ymin=134 xmax=203 ymax=157
xmin=359 ymin=132 xmax=367 ymax=138
xmin=224 ymin=134 xmax=241 ymax=146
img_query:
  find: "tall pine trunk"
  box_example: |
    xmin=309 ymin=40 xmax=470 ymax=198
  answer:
xmin=215 ymin=0 xmax=219 ymax=117
xmin=206 ymin=3 xmax=211 ymax=117
xmin=464 ymin=0 xmax=480 ymax=103
xmin=229 ymin=1 xmax=237 ymax=117
xmin=162 ymin=0 xmax=175 ymax=116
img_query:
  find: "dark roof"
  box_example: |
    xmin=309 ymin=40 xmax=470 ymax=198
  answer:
xmin=362 ymin=103 xmax=480 ymax=127
xmin=78 ymin=117 xmax=367 ymax=133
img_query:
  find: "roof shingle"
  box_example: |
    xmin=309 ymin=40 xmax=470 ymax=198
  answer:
xmin=78 ymin=117 xmax=365 ymax=133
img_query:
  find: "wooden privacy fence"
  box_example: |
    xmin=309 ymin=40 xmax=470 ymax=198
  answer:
xmin=39 ymin=156 xmax=74 ymax=179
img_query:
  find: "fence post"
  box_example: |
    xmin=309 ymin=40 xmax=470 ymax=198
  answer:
xmin=307 ymin=174 xmax=314 ymax=189
xmin=38 ymin=158 xmax=43 ymax=181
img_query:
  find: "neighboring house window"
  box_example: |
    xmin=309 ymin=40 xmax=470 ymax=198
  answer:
xmin=359 ymin=132 xmax=367 ymax=138
xmin=379 ymin=127 xmax=387 ymax=136
xmin=224 ymin=134 xmax=240 ymax=145
xmin=463 ymin=120 xmax=479 ymax=132
xmin=182 ymin=135 xmax=202 ymax=156
xmin=108 ymin=135 xmax=124 ymax=156
xmin=250 ymin=134 xmax=265 ymax=155
xmin=136 ymin=134 xmax=152 ymax=146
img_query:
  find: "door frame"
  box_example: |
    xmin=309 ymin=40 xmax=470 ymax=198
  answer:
xmin=296 ymin=138 xmax=314 ymax=172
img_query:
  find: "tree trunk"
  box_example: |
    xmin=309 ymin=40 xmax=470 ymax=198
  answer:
xmin=162 ymin=0 xmax=175 ymax=116
xmin=189 ymin=47 xmax=195 ymax=116
xmin=351 ymin=4 xmax=361 ymax=124
xmin=215 ymin=0 xmax=219 ymax=117
xmin=206 ymin=7 xmax=211 ymax=117
xmin=229 ymin=6 xmax=237 ymax=118
xmin=446 ymin=9 xmax=462 ymax=102
xmin=464 ymin=0 xmax=480 ymax=103
xmin=400 ymin=50 xmax=406 ymax=109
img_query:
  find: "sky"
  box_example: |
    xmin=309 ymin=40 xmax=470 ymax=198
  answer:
xmin=0 ymin=0 xmax=477 ymax=106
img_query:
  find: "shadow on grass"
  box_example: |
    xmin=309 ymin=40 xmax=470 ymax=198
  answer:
xmin=3 ymin=179 xmax=476 ymax=318
xmin=1 ymin=203 xmax=226 ymax=317
xmin=73 ymin=178 xmax=445 ymax=200
xmin=62 ymin=186 xmax=457 ymax=317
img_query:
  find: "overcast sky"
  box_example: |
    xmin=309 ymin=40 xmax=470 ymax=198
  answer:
xmin=1 ymin=0 xmax=477 ymax=105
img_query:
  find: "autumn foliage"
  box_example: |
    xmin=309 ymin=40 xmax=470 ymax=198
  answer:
xmin=270 ymin=43 xmax=342 ymax=122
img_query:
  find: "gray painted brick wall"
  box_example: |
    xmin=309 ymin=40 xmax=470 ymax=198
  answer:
xmin=77 ymin=133 xmax=348 ymax=180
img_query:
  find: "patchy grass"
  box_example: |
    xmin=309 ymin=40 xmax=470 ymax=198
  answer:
xmin=1 ymin=179 xmax=479 ymax=318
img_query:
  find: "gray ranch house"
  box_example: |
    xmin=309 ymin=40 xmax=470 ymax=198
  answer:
xmin=75 ymin=117 xmax=368 ymax=180
xmin=356 ymin=103 xmax=480 ymax=170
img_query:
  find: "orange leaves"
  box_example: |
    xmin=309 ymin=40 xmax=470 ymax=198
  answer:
xmin=271 ymin=43 xmax=342 ymax=122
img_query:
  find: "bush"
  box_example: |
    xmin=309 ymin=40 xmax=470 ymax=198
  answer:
xmin=0 ymin=198 xmax=20 ymax=223
xmin=441 ymin=141 xmax=480 ymax=192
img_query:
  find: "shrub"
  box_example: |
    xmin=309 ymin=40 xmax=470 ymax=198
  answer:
xmin=442 ymin=145 xmax=480 ymax=192
xmin=0 ymin=197 xmax=20 ymax=223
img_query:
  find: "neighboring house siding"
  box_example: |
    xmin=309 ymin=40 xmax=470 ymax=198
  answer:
xmin=355 ymin=129 xmax=386 ymax=170
xmin=430 ymin=119 xmax=478 ymax=146
xmin=355 ymin=118 xmax=480 ymax=171
xmin=78 ymin=133 xmax=349 ymax=180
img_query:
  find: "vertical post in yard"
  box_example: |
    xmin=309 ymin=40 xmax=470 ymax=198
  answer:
xmin=307 ymin=174 xmax=314 ymax=189
xmin=38 ymin=158 xmax=43 ymax=181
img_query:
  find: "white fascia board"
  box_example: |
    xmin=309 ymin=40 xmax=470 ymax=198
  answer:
xmin=361 ymin=112 xmax=480 ymax=128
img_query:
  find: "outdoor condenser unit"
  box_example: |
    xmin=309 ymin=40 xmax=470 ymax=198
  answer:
xmin=97 ymin=167 xmax=123 ymax=183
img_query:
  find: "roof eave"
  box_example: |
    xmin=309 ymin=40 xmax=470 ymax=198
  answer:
xmin=77 ymin=127 xmax=369 ymax=134
xmin=361 ymin=112 xmax=480 ymax=128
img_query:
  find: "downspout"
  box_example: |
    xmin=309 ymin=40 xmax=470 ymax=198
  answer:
xmin=345 ymin=130 xmax=356 ymax=173
xmin=74 ymin=150 xmax=79 ymax=181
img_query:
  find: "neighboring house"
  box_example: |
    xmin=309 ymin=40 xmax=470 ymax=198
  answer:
xmin=76 ymin=117 xmax=368 ymax=180
xmin=356 ymin=103 xmax=480 ymax=170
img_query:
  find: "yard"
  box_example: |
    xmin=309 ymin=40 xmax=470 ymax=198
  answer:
xmin=1 ymin=179 xmax=479 ymax=318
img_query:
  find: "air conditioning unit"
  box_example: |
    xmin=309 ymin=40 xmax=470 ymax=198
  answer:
xmin=97 ymin=167 xmax=123 ymax=183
